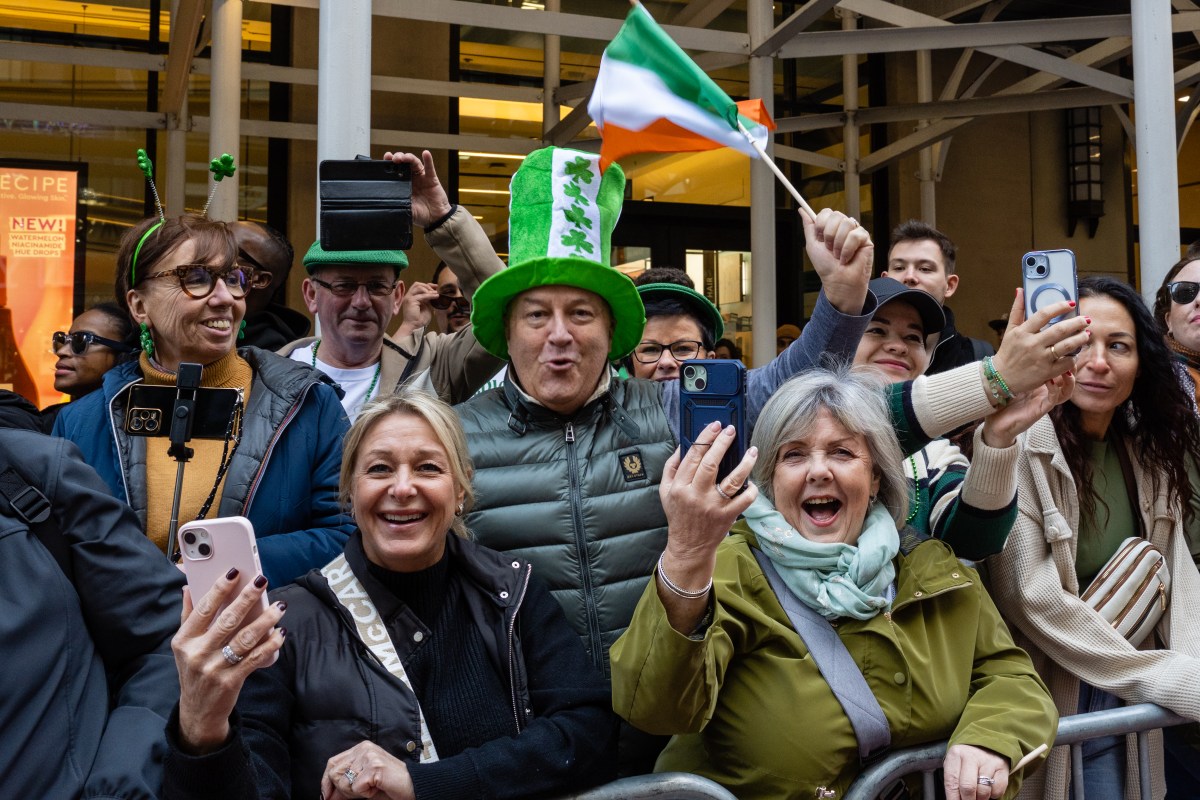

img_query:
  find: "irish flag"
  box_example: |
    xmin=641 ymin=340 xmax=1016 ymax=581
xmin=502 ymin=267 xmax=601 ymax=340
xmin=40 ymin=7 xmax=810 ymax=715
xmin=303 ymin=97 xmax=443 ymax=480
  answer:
xmin=588 ymin=2 xmax=775 ymax=171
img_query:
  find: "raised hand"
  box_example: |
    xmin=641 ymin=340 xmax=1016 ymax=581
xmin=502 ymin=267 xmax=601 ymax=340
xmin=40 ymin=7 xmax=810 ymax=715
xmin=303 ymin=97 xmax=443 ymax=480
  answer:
xmin=381 ymin=150 xmax=453 ymax=228
xmin=801 ymin=208 xmax=873 ymax=315
xmin=990 ymin=289 xmax=1090 ymax=396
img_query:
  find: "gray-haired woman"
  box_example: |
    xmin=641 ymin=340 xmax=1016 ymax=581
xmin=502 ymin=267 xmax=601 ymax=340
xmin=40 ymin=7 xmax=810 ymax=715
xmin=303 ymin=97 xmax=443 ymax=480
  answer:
xmin=611 ymin=368 xmax=1058 ymax=800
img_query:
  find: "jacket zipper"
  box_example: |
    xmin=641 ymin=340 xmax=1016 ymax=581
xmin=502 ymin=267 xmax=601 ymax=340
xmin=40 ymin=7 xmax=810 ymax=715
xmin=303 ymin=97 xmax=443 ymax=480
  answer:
xmin=564 ymin=421 xmax=603 ymax=665
xmin=241 ymin=382 xmax=314 ymax=513
xmin=1111 ymin=559 xmax=1165 ymax=629
xmin=507 ymin=563 xmax=533 ymax=733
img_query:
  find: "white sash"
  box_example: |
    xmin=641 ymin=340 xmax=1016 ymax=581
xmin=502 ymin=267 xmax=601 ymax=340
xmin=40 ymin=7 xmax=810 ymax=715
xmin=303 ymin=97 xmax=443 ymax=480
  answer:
xmin=321 ymin=553 xmax=440 ymax=763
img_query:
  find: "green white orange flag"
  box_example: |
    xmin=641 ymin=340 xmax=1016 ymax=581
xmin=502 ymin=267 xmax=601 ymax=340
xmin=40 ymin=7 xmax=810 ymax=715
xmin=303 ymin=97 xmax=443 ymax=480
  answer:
xmin=588 ymin=2 xmax=776 ymax=172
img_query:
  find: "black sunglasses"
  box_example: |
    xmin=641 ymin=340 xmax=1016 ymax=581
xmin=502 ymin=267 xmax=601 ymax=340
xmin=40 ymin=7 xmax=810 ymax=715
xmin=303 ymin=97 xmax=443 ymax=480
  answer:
xmin=429 ymin=291 xmax=471 ymax=313
xmin=52 ymin=330 xmax=136 ymax=355
xmin=1167 ymin=281 xmax=1200 ymax=305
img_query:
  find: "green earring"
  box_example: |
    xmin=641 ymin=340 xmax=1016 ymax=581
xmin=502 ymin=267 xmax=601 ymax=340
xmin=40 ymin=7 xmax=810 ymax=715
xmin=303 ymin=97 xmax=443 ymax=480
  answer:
xmin=238 ymin=320 xmax=246 ymax=341
xmin=139 ymin=322 xmax=155 ymax=357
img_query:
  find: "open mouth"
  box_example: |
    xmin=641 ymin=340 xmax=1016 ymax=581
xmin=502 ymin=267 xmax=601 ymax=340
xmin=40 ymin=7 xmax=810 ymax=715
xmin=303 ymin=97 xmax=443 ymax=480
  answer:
xmin=202 ymin=319 xmax=232 ymax=331
xmin=802 ymin=496 xmax=843 ymax=524
xmin=382 ymin=512 xmax=427 ymax=525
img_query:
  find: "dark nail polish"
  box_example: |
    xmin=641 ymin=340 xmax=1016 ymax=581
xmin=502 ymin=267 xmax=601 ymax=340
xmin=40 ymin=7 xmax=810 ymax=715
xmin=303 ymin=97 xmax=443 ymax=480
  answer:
xmin=253 ymin=574 xmax=267 ymax=588
xmin=278 ymin=627 xmax=287 ymax=637
xmin=225 ymin=567 xmax=239 ymax=580
xmin=277 ymin=601 xmax=288 ymax=612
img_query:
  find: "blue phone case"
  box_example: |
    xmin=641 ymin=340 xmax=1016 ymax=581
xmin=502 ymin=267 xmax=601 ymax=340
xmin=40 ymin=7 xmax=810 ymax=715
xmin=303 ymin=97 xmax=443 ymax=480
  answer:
xmin=679 ymin=359 xmax=747 ymax=484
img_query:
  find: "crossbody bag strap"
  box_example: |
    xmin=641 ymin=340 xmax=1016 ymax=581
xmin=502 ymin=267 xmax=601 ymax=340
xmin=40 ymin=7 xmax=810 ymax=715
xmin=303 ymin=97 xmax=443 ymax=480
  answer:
xmin=1111 ymin=434 xmax=1146 ymax=540
xmin=0 ymin=465 xmax=68 ymax=578
xmin=321 ymin=553 xmax=440 ymax=763
xmin=750 ymin=547 xmax=891 ymax=762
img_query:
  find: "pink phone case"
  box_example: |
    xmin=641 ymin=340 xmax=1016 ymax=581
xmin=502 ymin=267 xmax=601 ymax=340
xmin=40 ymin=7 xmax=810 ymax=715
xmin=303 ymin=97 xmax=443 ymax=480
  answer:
xmin=178 ymin=516 xmax=270 ymax=628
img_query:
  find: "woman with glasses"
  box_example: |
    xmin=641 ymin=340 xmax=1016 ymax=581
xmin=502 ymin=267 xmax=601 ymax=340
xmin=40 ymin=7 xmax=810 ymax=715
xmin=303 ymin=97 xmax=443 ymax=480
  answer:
xmin=41 ymin=303 xmax=138 ymax=430
xmin=1154 ymin=256 xmax=1200 ymax=409
xmin=52 ymin=214 xmax=355 ymax=587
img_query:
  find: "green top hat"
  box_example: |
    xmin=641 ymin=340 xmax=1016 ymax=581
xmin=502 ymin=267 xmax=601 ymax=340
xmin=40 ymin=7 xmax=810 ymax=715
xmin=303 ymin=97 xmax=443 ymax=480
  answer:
xmin=302 ymin=241 xmax=408 ymax=277
xmin=636 ymin=282 xmax=725 ymax=342
xmin=471 ymin=147 xmax=645 ymax=361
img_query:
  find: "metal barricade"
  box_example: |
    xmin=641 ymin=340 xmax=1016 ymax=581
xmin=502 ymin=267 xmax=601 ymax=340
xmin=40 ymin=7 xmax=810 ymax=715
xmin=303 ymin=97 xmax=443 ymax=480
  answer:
xmin=558 ymin=772 xmax=738 ymax=800
xmin=843 ymin=703 xmax=1189 ymax=800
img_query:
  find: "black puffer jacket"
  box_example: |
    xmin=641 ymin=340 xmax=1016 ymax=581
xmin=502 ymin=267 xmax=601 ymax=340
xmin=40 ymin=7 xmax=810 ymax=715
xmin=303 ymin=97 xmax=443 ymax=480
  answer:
xmin=163 ymin=531 xmax=617 ymax=800
xmin=0 ymin=430 xmax=183 ymax=798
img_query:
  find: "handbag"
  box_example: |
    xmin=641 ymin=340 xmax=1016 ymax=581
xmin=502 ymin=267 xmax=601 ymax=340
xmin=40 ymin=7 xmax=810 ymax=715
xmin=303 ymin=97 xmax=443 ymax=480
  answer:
xmin=1079 ymin=437 xmax=1170 ymax=646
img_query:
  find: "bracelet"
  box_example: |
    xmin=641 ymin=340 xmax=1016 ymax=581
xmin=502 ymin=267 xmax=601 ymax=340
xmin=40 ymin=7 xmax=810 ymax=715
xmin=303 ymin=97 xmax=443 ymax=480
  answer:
xmin=657 ymin=552 xmax=712 ymax=599
xmin=982 ymin=356 xmax=1014 ymax=408
xmin=423 ymin=204 xmax=457 ymax=233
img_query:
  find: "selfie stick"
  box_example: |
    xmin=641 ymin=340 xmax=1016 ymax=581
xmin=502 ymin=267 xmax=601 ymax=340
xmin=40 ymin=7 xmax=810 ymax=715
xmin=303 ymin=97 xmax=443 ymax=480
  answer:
xmin=166 ymin=362 xmax=203 ymax=562
xmin=736 ymin=120 xmax=816 ymax=220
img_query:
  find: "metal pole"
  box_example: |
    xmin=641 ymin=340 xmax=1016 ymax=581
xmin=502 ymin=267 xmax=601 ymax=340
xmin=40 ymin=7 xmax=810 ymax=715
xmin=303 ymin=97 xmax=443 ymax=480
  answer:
xmin=317 ymin=0 xmax=372 ymax=200
xmin=165 ymin=0 xmax=187 ymax=215
xmin=543 ymin=0 xmax=561 ymax=143
xmin=841 ymin=9 xmax=860 ymax=220
xmin=916 ymin=49 xmax=936 ymax=225
xmin=208 ymin=0 xmax=243 ymax=222
xmin=748 ymin=0 xmax=776 ymax=369
xmin=1132 ymin=0 xmax=1180 ymax=303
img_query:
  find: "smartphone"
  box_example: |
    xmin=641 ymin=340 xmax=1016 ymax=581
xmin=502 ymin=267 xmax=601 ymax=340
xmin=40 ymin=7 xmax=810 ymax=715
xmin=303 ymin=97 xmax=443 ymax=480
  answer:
xmin=1022 ymin=249 xmax=1080 ymax=327
xmin=319 ymin=158 xmax=413 ymax=252
xmin=178 ymin=516 xmax=271 ymax=630
xmin=679 ymin=359 xmax=747 ymax=484
xmin=124 ymin=385 xmax=242 ymax=439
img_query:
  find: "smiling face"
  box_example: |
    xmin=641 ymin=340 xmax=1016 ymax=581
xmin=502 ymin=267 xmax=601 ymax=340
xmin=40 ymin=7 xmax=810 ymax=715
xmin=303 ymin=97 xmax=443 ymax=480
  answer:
xmin=1166 ymin=259 xmax=1200 ymax=352
xmin=351 ymin=412 xmax=465 ymax=573
xmin=885 ymin=239 xmax=958 ymax=304
xmin=772 ymin=407 xmax=880 ymax=546
xmin=126 ymin=238 xmax=245 ymax=371
xmin=53 ymin=308 xmax=126 ymax=397
xmin=505 ymin=285 xmax=613 ymax=415
xmin=1071 ymin=294 xmax=1139 ymax=438
xmin=853 ymin=299 xmax=929 ymax=383
xmin=633 ymin=314 xmax=712 ymax=381
xmin=303 ymin=266 xmax=403 ymax=365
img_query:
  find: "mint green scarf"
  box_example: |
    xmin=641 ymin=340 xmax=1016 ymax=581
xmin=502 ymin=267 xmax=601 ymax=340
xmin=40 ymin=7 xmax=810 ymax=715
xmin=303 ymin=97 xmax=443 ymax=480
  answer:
xmin=743 ymin=495 xmax=899 ymax=621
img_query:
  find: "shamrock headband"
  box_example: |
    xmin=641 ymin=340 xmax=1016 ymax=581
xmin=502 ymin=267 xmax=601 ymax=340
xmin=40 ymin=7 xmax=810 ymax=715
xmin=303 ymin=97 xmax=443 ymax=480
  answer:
xmin=129 ymin=149 xmax=238 ymax=285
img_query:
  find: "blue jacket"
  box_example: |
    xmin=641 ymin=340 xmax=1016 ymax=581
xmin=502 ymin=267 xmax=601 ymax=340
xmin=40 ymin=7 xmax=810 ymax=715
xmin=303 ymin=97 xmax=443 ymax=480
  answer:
xmin=52 ymin=348 xmax=353 ymax=586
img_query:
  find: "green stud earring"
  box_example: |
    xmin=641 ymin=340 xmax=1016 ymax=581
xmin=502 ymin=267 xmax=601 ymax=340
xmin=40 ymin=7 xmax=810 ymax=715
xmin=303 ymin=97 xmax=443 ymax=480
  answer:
xmin=238 ymin=320 xmax=247 ymax=341
xmin=139 ymin=322 xmax=155 ymax=357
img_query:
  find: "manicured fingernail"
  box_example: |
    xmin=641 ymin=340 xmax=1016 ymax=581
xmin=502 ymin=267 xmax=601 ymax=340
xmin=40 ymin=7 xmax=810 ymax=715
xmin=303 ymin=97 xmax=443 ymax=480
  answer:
xmin=748 ymin=446 xmax=759 ymax=456
xmin=708 ymin=420 xmax=722 ymax=431
xmin=254 ymin=574 xmax=267 ymax=588
xmin=723 ymin=425 xmax=736 ymax=436
xmin=225 ymin=567 xmax=239 ymax=580
xmin=1068 ymin=301 xmax=1076 ymax=307
xmin=276 ymin=601 xmax=287 ymax=612
xmin=278 ymin=627 xmax=287 ymax=637
xmin=1085 ymin=317 xmax=1092 ymax=324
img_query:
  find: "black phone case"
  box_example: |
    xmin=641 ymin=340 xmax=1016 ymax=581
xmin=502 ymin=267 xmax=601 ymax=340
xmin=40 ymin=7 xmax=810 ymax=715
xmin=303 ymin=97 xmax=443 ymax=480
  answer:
xmin=319 ymin=159 xmax=413 ymax=252
xmin=679 ymin=359 xmax=747 ymax=484
xmin=125 ymin=385 xmax=243 ymax=439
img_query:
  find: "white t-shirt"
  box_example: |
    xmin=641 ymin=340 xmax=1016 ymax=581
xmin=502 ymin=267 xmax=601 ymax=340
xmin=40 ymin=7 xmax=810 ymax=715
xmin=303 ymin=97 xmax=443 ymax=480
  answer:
xmin=290 ymin=343 xmax=380 ymax=422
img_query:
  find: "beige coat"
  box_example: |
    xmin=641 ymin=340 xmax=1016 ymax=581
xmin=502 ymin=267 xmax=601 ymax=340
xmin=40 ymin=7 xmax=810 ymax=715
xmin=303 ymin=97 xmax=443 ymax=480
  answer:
xmin=280 ymin=206 xmax=505 ymax=405
xmin=988 ymin=415 xmax=1200 ymax=799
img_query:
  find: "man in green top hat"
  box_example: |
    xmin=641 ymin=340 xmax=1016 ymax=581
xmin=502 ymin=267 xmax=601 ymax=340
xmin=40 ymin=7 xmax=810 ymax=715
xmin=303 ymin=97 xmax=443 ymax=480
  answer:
xmin=279 ymin=150 xmax=504 ymax=420
xmin=454 ymin=146 xmax=878 ymax=692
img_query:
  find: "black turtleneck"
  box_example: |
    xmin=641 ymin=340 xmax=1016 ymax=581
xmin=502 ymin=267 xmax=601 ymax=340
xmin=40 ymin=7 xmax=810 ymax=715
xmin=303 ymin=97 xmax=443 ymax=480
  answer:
xmin=366 ymin=550 xmax=514 ymax=758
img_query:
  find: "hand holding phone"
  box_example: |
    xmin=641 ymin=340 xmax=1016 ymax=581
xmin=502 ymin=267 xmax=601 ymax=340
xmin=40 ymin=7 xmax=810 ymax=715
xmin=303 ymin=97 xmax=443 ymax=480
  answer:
xmin=178 ymin=516 xmax=270 ymax=629
xmin=319 ymin=158 xmax=413 ymax=252
xmin=679 ymin=359 xmax=747 ymax=485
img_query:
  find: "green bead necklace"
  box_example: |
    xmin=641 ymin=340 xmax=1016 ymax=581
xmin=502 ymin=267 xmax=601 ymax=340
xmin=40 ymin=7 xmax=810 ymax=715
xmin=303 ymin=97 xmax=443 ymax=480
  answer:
xmin=905 ymin=455 xmax=920 ymax=525
xmin=311 ymin=339 xmax=381 ymax=402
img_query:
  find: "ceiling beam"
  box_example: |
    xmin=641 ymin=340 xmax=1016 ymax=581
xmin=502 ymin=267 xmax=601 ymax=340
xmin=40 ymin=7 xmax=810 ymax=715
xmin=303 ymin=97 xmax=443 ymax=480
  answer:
xmin=543 ymin=99 xmax=594 ymax=145
xmin=162 ymin=0 xmax=206 ymax=116
xmin=774 ymin=143 xmax=843 ymax=172
xmin=671 ymin=0 xmax=737 ymax=28
xmin=753 ymin=0 xmax=841 ymax=57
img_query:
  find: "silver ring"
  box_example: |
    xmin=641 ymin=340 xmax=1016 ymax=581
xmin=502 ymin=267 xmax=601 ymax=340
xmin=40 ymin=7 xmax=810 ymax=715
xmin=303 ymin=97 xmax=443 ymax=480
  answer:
xmin=1050 ymin=344 xmax=1061 ymax=360
xmin=221 ymin=644 xmax=243 ymax=665
xmin=847 ymin=216 xmax=858 ymax=227
xmin=715 ymin=483 xmax=739 ymax=500
xmin=344 ymin=768 xmax=357 ymax=786
xmin=978 ymin=775 xmax=996 ymax=786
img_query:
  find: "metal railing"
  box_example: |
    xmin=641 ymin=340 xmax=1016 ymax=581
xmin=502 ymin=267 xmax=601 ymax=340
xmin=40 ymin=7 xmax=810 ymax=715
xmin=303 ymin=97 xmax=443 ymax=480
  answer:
xmin=843 ymin=703 xmax=1188 ymax=800
xmin=560 ymin=772 xmax=738 ymax=799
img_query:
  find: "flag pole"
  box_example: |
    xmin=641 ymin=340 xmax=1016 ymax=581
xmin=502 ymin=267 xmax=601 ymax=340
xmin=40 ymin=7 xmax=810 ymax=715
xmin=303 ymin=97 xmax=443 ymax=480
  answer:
xmin=737 ymin=120 xmax=816 ymax=220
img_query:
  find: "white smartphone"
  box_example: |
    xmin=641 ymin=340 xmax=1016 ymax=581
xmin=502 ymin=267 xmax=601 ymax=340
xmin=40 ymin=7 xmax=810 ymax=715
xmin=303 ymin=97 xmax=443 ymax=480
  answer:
xmin=178 ymin=516 xmax=270 ymax=629
xmin=1022 ymin=249 xmax=1080 ymax=327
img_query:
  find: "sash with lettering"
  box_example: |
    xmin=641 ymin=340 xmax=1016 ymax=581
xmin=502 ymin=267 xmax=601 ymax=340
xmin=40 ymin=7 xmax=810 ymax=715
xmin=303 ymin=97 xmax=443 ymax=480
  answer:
xmin=321 ymin=553 xmax=440 ymax=762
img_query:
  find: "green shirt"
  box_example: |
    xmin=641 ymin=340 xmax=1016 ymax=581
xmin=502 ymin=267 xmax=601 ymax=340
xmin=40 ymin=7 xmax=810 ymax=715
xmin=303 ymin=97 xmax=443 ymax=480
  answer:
xmin=1075 ymin=437 xmax=1135 ymax=587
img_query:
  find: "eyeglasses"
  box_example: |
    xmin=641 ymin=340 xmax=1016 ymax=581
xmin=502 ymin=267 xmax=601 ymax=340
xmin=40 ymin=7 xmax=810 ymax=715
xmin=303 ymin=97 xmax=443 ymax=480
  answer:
xmin=1167 ymin=281 xmax=1200 ymax=305
xmin=143 ymin=264 xmax=268 ymax=299
xmin=236 ymin=252 xmax=273 ymax=285
xmin=52 ymin=330 xmax=136 ymax=355
xmin=429 ymin=289 xmax=471 ymax=313
xmin=633 ymin=339 xmax=704 ymax=364
xmin=310 ymin=276 xmax=398 ymax=298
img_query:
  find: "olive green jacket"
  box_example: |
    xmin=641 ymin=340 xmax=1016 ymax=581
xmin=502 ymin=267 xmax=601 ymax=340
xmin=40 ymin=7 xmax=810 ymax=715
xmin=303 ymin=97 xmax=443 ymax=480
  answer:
xmin=611 ymin=530 xmax=1057 ymax=800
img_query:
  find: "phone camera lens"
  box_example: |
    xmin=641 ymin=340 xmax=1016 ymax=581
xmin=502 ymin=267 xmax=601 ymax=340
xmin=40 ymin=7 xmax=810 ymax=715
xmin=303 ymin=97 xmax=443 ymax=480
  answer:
xmin=1025 ymin=256 xmax=1037 ymax=268
xmin=1036 ymin=265 xmax=1047 ymax=276
xmin=683 ymin=366 xmax=696 ymax=379
xmin=183 ymin=531 xmax=197 ymax=545
xmin=198 ymin=542 xmax=212 ymax=557
xmin=695 ymin=377 xmax=707 ymax=390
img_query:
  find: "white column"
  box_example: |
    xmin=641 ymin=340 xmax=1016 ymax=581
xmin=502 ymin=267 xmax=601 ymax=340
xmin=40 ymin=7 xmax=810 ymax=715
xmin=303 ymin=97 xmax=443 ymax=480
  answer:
xmin=317 ymin=0 xmax=372 ymax=214
xmin=165 ymin=0 xmax=187 ymax=215
xmin=748 ymin=0 xmax=776 ymax=369
xmin=543 ymin=0 xmax=560 ymax=142
xmin=1132 ymin=0 xmax=1181 ymax=303
xmin=916 ymin=49 xmax=936 ymax=225
xmin=208 ymin=0 xmax=243 ymax=221
xmin=841 ymin=9 xmax=860 ymax=219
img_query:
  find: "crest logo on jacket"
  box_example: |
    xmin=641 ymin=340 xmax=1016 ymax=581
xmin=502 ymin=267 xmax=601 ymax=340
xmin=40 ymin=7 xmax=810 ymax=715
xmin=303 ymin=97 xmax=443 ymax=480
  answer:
xmin=619 ymin=449 xmax=646 ymax=482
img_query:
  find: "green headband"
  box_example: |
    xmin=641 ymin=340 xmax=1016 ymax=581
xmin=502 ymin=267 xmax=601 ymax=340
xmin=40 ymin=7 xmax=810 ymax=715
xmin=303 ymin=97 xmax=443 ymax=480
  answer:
xmin=130 ymin=220 xmax=164 ymax=285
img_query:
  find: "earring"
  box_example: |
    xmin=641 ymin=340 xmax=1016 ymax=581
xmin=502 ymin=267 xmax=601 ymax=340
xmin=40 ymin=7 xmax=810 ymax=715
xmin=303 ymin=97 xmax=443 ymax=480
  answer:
xmin=238 ymin=320 xmax=247 ymax=341
xmin=139 ymin=322 xmax=155 ymax=357
xmin=869 ymin=492 xmax=878 ymax=504
xmin=457 ymin=502 xmax=465 ymax=516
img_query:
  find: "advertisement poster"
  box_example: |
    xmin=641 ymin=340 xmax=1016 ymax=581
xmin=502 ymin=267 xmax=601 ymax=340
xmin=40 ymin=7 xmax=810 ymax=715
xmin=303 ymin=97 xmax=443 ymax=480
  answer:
xmin=0 ymin=163 xmax=84 ymax=408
